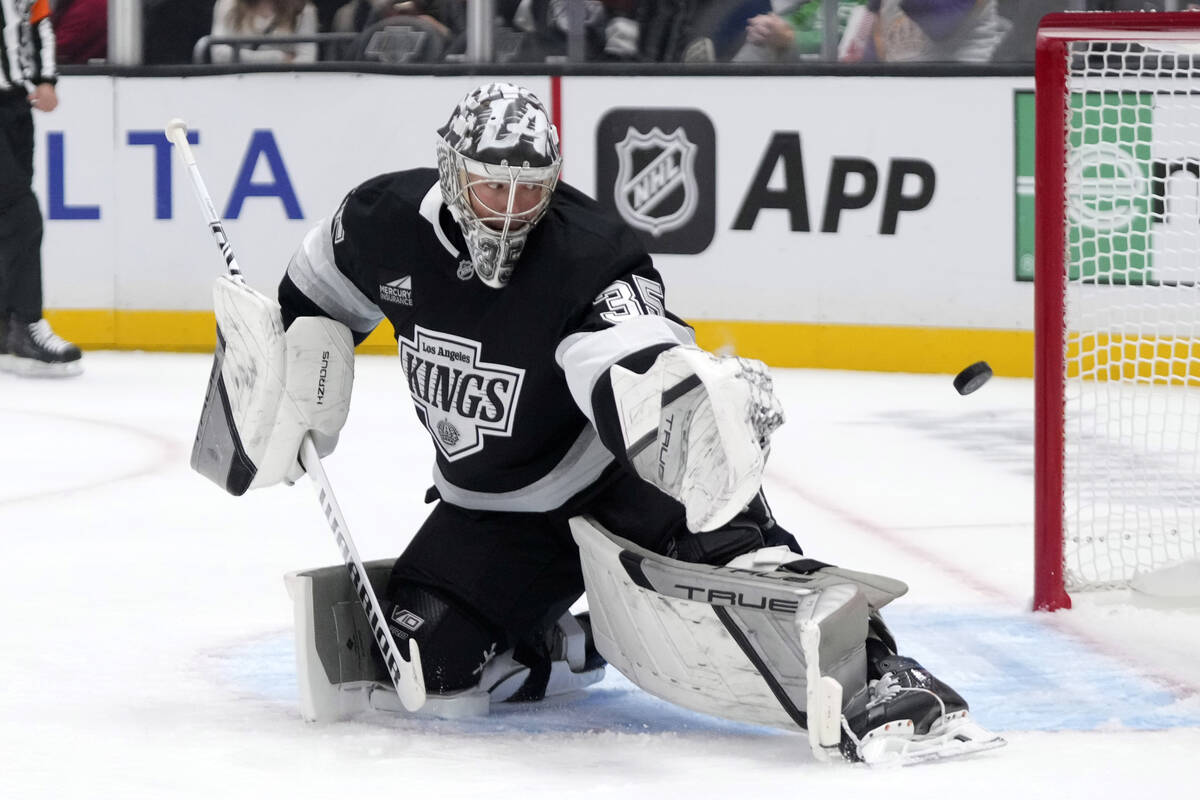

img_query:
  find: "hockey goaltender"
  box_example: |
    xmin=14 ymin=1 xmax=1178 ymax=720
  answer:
xmin=188 ymin=82 xmax=1004 ymax=767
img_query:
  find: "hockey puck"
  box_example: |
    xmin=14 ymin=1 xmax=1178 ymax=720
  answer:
xmin=953 ymin=361 xmax=993 ymax=395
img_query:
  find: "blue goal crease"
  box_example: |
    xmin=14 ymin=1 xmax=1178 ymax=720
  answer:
xmin=884 ymin=606 xmax=1200 ymax=732
xmin=211 ymin=608 xmax=1200 ymax=735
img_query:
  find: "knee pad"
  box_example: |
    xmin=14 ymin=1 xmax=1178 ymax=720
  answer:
xmin=383 ymin=582 xmax=506 ymax=694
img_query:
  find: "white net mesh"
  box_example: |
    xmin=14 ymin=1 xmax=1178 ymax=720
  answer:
xmin=1062 ymin=40 xmax=1200 ymax=591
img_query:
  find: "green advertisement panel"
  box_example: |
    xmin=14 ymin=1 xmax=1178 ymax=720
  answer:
xmin=1014 ymin=89 xmax=1155 ymax=284
xmin=1014 ymin=91 xmax=1035 ymax=281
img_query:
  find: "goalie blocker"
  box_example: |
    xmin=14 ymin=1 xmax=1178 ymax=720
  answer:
xmin=191 ymin=276 xmax=353 ymax=495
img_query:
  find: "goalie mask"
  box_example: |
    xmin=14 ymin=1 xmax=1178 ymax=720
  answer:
xmin=436 ymin=83 xmax=562 ymax=289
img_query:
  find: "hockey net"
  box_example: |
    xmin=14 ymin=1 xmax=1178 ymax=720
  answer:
xmin=1035 ymin=12 xmax=1200 ymax=611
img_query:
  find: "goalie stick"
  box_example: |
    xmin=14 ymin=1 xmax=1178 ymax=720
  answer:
xmin=165 ymin=118 xmax=427 ymax=712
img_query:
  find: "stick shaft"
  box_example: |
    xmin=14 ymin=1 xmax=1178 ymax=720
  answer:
xmin=166 ymin=124 xmax=243 ymax=278
xmin=167 ymin=118 xmax=426 ymax=711
xmin=300 ymin=436 xmax=426 ymax=710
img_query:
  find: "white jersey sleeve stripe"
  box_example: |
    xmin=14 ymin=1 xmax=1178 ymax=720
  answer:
xmin=37 ymin=17 xmax=55 ymax=80
xmin=432 ymin=425 xmax=613 ymax=512
xmin=555 ymin=315 xmax=696 ymax=425
xmin=286 ymin=221 xmax=384 ymax=334
xmin=0 ymin=0 xmax=19 ymax=90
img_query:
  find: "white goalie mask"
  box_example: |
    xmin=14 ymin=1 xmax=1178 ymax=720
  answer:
xmin=436 ymin=83 xmax=562 ymax=289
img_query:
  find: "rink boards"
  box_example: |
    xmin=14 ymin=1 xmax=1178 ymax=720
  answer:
xmin=36 ymin=73 xmax=1035 ymax=374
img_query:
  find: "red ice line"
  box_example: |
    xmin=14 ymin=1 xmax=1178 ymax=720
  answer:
xmin=0 ymin=408 xmax=184 ymax=508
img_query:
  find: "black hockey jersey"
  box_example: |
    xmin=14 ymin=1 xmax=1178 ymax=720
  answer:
xmin=279 ymin=168 xmax=694 ymax=512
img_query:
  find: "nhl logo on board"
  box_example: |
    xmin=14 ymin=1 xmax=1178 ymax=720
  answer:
xmin=596 ymin=108 xmax=715 ymax=255
xmin=614 ymin=127 xmax=699 ymax=237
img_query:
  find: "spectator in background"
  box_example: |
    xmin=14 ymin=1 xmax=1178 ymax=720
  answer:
xmin=388 ymin=0 xmax=461 ymax=39
xmin=511 ymin=0 xmax=610 ymax=60
xmin=332 ymin=0 xmax=395 ymax=34
xmin=734 ymin=0 xmax=867 ymax=62
xmin=309 ymin=0 xmax=348 ymax=30
xmin=704 ymin=0 xmax=769 ymax=59
xmin=144 ymin=0 xmax=218 ymax=64
xmin=345 ymin=1 xmax=461 ymax=62
xmin=840 ymin=0 xmax=1010 ymax=62
xmin=990 ymin=1 xmax=1076 ymax=63
xmin=51 ymin=0 xmax=107 ymax=64
xmin=639 ymin=0 xmax=782 ymax=63
xmin=640 ymin=0 xmax=757 ymax=62
xmin=597 ymin=0 xmax=640 ymax=60
xmin=210 ymin=0 xmax=320 ymax=63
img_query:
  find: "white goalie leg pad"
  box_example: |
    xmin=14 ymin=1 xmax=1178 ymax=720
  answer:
xmin=609 ymin=346 xmax=784 ymax=532
xmin=726 ymin=546 xmax=910 ymax=611
xmin=800 ymin=598 xmax=849 ymax=761
xmin=285 ymin=567 xmax=375 ymax=723
xmin=250 ymin=316 xmax=355 ymax=488
xmin=570 ymin=515 xmax=869 ymax=733
xmin=285 ymin=563 xmax=491 ymax=722
xmin=286 ymin=563 xmax=603 ymax=723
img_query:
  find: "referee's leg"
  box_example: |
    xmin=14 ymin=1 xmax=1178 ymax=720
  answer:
xmin=0 ymin=97 xmax=44 ymax=323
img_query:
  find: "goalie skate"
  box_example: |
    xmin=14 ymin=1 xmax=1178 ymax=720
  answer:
xmin=840 ymin=654 xmax=1006 ymax=767
xmin=851 ymin=711 xmax=1006 ymax=767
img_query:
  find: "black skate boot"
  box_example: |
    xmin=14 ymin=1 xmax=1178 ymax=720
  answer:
xmin=1 ymin=316 xmax=83 ymax=377
xmin=497 ymin=611 xmax=607 ymax=702
xmin=840 ymin=652 xmax=1003 ymax=765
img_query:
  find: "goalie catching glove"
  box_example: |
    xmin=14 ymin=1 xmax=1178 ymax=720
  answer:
xmin=191 ymin=275 xmax=354 ymax=495
xmin=609 ymin=346 xmax=784 ymax=532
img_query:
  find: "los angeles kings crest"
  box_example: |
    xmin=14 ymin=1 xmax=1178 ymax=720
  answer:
xmin=400 ymin=326 xmax=526 ymax=461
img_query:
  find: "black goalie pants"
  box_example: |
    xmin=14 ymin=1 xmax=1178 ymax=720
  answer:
xmin=383 ymin=465 xmax=799 ymax=694
xmin=386 ymin=466 xmax=687 ymax=652
xmin=0 ymin=91 xmax=44 ymax=324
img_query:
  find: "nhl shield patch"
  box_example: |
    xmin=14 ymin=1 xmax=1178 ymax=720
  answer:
xmin=596 ymin=108 xmax=715 ymax=254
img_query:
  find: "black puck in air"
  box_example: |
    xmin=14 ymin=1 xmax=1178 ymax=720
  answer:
xmin=953 ymin=361 xmax=993 ymax=395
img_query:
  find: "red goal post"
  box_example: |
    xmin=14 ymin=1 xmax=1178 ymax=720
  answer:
xmin=1035 ymin=12 xmax=1200 ymax=611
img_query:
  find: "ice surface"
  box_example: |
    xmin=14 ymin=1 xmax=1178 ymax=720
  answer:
xmin=2 ymin=354 xmax=1198 ymax=799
